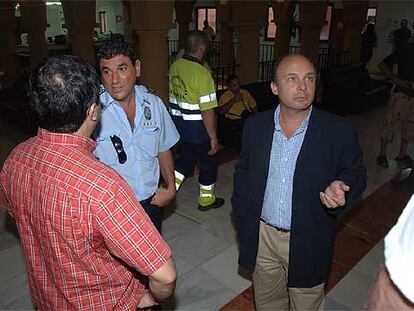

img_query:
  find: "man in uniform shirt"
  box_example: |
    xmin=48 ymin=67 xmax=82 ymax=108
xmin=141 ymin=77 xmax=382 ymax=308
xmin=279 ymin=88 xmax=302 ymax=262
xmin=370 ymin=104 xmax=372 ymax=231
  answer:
xmin=169 ymin=30 xmax=224 ymax=211
xmin=94 ymin=40 xmax=180 ymax=232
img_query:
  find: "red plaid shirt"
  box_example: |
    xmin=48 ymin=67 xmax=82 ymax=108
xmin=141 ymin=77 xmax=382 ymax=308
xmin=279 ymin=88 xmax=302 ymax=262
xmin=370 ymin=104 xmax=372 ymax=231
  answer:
xmin=0 ymin=129 xmax=171 ymax=310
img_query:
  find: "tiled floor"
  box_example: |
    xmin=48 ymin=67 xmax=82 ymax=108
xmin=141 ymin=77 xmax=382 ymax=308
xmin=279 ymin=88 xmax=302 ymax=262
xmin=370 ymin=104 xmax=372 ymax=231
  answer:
xmin=1 ymin=103 xmax=413 ymax=310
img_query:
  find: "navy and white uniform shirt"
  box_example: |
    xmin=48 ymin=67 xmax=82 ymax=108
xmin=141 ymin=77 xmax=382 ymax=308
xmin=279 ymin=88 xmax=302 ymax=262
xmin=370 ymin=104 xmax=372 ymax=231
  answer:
xmin=94 ymin=85 xmax=180 ymax=201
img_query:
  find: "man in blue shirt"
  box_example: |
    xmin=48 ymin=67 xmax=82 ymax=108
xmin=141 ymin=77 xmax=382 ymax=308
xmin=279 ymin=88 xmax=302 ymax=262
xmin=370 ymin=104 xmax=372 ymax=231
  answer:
xmin=232 ymin=55 xmax=367 ymax=310
xmin=94 ymin=40 xmax=180 ymax=233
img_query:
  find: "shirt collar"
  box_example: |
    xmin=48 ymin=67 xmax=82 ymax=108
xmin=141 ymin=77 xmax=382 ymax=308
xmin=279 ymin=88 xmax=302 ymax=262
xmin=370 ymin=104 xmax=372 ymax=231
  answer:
xmin=37 ymin=128 xmax=97 ymax=153
xmin=182 ymin=54 xmax=204 ymax=66
xmin=274 ymin=105 xmax=312 ymax=135
xmin=100 ymin=84 xmax=144 ymax=110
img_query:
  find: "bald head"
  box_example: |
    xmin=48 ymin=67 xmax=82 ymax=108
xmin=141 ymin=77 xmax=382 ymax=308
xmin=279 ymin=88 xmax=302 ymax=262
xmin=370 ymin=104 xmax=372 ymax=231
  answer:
xmin=274 ymin=54 xmax=316 ymax=84
xmin=270 ymin=54 xmax=317 ymax=113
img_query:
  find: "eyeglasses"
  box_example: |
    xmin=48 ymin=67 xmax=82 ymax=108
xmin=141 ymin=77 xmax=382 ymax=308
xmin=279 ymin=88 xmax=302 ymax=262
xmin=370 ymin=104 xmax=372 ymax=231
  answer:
xmin=110 ymin=135 xmax=127 ymax=164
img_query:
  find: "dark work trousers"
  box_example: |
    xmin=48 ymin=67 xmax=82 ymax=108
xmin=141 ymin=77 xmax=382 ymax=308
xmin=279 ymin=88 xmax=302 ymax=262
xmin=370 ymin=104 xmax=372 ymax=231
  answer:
xmin=175 ymin=141 xmax=218 ymax=186
xmin=140 ymin=196 xmax=163 ymax=233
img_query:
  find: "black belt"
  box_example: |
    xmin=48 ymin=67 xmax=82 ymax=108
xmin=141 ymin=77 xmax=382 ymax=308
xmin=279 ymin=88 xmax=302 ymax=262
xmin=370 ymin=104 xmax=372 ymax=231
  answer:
xmin=140 ymin=195 xmax=155 ymax=206
xmin=261 ymin=219 xmax=291 ymax=233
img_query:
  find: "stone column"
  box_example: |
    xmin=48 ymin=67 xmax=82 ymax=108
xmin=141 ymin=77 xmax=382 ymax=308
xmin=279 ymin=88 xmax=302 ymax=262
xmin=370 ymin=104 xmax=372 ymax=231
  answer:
xmin=122 ymin=0 xmax=133 ymax=42
xmin=175 ymin=0 xmax=195 ymax=50
xmin=130 ymin=1 xmax=174 ymax=103
xmin=20 ymin=0 xmax=47 ymax=68
xmin=0 ymin=0 xmax=18 ymax=85
xmin=298 ymin=0 xmax=327 ymax=63
xmin=217 ymin=1 xmax=233 ymax=66
xmin=271 ymin=0 xmax=297 ymax=61
xmin=232 ymin=1 xmax=268 ymax=84
xmin=342 ymin=1 xmax=369 ymax=63
xmin=62 ymin=0 xmax=96 ymax=65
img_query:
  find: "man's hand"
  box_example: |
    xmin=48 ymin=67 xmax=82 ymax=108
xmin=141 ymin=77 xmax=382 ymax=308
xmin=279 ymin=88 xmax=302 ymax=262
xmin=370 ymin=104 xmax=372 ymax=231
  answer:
xmin=319 ymin=180 xmax=350 ymax=209
xmin=207 ymin=137 xmax=219 ymax=155
xmin=151 ymin=186 xmax=176 ymax=207
xmin=234 ymin=93 xmax=243 ymax=102
xmin=137 ymin=290 xmax=158 ymax=309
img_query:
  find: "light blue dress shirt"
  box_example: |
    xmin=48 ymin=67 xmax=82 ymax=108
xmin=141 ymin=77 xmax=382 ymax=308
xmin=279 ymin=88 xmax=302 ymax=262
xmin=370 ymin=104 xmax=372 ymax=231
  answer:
xmin=261 ymin=105 xmax=311 ymax=230
xmin=94 ymin=85 xmax=180 ymax=201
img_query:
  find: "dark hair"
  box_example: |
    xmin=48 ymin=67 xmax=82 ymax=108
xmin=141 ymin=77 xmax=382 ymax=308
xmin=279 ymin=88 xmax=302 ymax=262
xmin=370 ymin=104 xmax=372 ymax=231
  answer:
xmin=97 ymin=39 xmax=137 ymax=64
xmin=226 ymin=74 xmax=239 ymax=85
xmin=28 ymin=55 xmax=100 ymax=133
xmin=184 ymin=30 xmax=208 ymax=54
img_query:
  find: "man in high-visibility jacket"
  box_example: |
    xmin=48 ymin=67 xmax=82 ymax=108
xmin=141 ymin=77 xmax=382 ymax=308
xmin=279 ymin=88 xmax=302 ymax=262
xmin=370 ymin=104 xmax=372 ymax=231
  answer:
xmin=169 ymin=30 xmax=224 ymax=211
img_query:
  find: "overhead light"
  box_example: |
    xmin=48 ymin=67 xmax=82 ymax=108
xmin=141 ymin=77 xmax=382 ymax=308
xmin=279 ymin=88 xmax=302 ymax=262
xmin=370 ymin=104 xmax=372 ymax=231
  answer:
xmin=46 ymin=2 xmax=62 ymax=5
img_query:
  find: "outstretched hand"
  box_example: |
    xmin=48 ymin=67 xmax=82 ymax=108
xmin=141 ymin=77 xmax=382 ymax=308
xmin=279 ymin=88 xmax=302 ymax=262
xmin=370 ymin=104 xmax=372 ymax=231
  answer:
xmin=319 ymin=180 xmax=350 ymax=209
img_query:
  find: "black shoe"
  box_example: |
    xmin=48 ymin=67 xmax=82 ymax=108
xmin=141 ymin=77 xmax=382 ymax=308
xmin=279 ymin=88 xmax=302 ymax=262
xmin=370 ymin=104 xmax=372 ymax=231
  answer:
xmin=198 ymin=198 xmax=225 ymax=212
xmin=376 ymin=154 xmax=389 ymax=167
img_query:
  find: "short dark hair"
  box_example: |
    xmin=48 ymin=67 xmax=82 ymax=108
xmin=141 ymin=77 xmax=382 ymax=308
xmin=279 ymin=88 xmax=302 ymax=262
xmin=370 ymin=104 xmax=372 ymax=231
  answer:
xmin=226 ymin=74 xmax=239 ymax=85
xmin=28 ymin=55 xmax=100 ymax=133
xmin=97 ymin=39 xmax=137 ymax=64
xmin=184 ymin=30 xmax=208 ymax=54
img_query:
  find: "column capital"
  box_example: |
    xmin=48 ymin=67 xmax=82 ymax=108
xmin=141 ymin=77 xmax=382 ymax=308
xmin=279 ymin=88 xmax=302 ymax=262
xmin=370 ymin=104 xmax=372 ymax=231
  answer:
xmin=298 ymin=0 xmax=327 ymax=29
xmin=231 ymin=1 xmax=267 ymax=30
xmin=130 ymin=0 xmax=174 ymax=31
xmin=20 ymin=0 xmax=47 ymax=31
xmin=342 ymin=0 xmax=369 ymax=27
xmin=174 ymin=0 xmax=195 ymax=24
xmin=270 ymin=0 xmax=297 ymax=27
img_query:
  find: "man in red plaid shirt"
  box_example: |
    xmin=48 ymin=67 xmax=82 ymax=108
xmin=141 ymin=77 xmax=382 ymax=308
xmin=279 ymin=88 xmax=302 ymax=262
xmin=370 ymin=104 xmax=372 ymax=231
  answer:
xmin=0 ymin=55 xmax=176 ymax=310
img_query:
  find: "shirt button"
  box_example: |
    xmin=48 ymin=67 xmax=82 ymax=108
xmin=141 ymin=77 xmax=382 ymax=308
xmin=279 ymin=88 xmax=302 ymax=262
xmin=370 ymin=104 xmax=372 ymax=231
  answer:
xmin=282 ymin=178 xmax=285 ymax=183
xmin=284 ymin=157 xmax=288 ymax=162
xmin=280 ymin=199 xmax=284 ymax=203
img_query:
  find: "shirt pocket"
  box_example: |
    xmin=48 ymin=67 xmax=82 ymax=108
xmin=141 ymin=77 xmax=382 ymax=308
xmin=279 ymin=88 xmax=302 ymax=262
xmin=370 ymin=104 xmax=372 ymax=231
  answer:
xmin=95 ymin=133 xmax=124 ymax=166
xmin=135 ymin=126 xmax=160 ymax=160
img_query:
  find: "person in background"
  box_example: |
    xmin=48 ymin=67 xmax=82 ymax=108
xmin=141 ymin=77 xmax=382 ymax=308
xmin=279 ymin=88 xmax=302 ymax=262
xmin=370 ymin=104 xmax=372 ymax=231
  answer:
xmin=218 ymin=75 xmax=257 ymax=149
xmin=376 ymin=38 xmax=414 ymax=168
xmin=393 ymin=19 xmax=411 ymax=50
xmin=94 ymin=39 xmax=180 ymax=233
xmin=232 ymin=54 xmax=367 ymax=310
xmin=360 ymin=23 xmax=377 ymax=68
xmin=219 ymin=75 xmax=257 ymax=120
xmin=0 ymin=55 xmax=177 ymax=310
xmin=169 ymin=30 xmax=224 ymax=212
xmin=202 ymin=20 xmax=215 ymax=41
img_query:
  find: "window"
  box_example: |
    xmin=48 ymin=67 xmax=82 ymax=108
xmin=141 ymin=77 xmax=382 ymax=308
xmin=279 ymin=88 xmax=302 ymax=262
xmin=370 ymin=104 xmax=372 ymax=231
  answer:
xmin=197 ymin=7 xmax=216 ymax=32
xmin=366 ymin=7 xmax=377 ymax=24
xmin=99 ymin=11 xmax=107 ymax=34
xmin=319 ymin=4 xmax=332 ymax=41
xmin=266 ymin=6 xmax=276 ymax=40
xmin=265 ymin=4 xmax=333 ymax=42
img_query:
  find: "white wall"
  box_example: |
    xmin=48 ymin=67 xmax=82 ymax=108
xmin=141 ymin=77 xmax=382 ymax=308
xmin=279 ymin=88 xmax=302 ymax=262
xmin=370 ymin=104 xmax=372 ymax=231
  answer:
xmin=370 ymin=1 xmax=414 ymax=73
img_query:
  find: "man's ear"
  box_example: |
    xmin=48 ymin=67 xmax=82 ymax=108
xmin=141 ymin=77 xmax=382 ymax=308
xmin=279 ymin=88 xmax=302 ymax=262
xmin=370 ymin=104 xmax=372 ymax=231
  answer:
xmin=134 ymin=59 xmax=141 ymax=78
xmin=270 ymin=81 xmax=279 ymax=96
xmin=87 ymin=102 xmax=100 ymax=122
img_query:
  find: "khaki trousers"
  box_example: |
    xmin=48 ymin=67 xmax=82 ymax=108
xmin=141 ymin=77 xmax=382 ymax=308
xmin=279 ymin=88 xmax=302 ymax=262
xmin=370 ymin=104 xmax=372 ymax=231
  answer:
xmin=253 ymin=221 xmax=325 ymax=311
